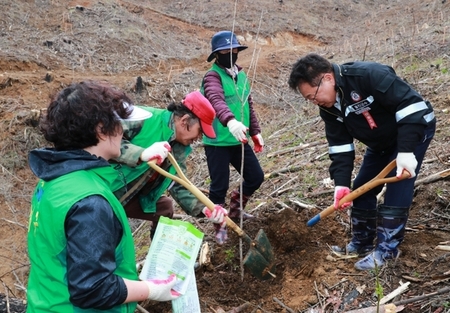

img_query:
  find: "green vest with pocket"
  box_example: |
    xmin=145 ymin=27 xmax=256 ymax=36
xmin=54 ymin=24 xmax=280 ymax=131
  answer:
xmin=27 ymin=166 xmax=138 ymax=313
xmin=202 ymin=63 xmax=251 ymax=146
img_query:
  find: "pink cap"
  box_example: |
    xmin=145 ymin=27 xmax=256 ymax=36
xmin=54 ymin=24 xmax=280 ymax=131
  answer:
xmin=182 ymin=91 xmax=216 ymax=139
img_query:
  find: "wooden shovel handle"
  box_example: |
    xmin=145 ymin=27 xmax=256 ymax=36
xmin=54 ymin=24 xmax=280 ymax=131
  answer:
xmin=307 ymin=160 xmax=410 ymax=227
xmin=148 ymin=153 xmax=246 ymax=238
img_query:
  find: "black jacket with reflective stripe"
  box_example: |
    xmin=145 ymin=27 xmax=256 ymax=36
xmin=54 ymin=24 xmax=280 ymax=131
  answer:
xmin=321 ymin=61 xmax=435 ymax=187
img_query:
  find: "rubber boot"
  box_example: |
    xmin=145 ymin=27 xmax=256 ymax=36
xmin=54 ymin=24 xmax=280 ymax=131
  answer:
xmin=332 ymin=207 xmax=376 ymax=256
xmin=228 ymin=189 xmax=255 ymax=223
xmin=355 ymin=205 xmax=408 ymax=270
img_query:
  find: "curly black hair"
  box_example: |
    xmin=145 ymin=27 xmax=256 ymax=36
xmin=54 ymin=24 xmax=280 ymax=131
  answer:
xmin=288 ymin=53 xmax=333 ymax=91
xmin=40 ymin=80 xmax=133 ymax=150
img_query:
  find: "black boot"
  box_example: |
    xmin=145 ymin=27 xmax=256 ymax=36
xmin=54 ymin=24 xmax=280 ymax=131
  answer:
xmin=332 ymin=207 xmax=376 ymax=256
xmin=228 ymin=189 xmax=255 ymax=223
xmin=355 ymin=205 xmax=408 ymax=270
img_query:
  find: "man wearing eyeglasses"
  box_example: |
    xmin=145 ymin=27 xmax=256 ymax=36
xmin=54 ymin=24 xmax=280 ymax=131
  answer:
xmin=288 ymin=53 xmax=436 ymax=270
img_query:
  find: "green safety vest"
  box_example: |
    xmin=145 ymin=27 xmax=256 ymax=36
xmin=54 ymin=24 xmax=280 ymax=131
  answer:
xmin=202 ymin=63 xmax=251 ymax=146
xmin=114 ymin=107 xmax=191 ymax=213
xmin=27 ymin=166 xmax=138 ymax=313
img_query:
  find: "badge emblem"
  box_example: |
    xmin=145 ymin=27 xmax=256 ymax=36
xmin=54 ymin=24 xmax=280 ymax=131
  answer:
xmin=350 ymin=91 xmax=362 ymax=102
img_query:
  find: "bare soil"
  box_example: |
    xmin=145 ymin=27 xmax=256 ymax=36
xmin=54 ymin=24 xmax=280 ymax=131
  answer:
xmin=1 ymin=0 xmax=450 ymax=312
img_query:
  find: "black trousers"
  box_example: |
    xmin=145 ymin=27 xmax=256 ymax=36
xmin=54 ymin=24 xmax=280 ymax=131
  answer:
xmin=204 ymin=143 xmax=264 ymax=204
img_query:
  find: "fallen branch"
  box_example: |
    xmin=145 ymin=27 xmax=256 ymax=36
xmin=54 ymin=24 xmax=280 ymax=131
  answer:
xmin=0 ymin=218 xmax=26 ymax=229
xmin=273 ymin=297 xmax=295 ymax=313
xmin=435 ymin=245 xmax=450 ymax=251
xmin=248 ymin=202 xmax=266 ymax=214
xmin=269 ymin=176 xmax=298 ymax=197
xmin=214 ymin=302 xmax=251 ymax=313
xmin=226 ymin=302 xmax=251 ymax=313
xmin=289 ymin=198 xmax=316 ymax=210
xmin=348 ymin=270 xmax=450 ymax=312
xmin=264 ymin=163 xmax=307 ymax=179
xmin=414 ymin=168 xmax=450 ymax=186
xmin=380 ymin=282 xmax=410 ymax=304
xmin=344 ymin=303 xmax=403 ymax=313
xmin=394 ymin=285 xmax=450 ymax=306
xmin=266 ymin=140 xmax=326 ymax=158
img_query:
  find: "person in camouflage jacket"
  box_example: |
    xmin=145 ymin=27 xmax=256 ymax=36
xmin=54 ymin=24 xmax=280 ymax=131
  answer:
xmin=111 ymin=91 xmax=229 ymax=244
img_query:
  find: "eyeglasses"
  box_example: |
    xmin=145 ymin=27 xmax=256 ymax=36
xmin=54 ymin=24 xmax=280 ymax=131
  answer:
xmin=310 ymin=76 xmax=324 ymax=102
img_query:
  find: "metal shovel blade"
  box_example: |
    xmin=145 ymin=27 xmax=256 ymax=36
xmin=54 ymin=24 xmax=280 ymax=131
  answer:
xmin=148 ymin=153 xmax=276 ymax=280
xmin=243 ymin=229 xmax=276 ymax=280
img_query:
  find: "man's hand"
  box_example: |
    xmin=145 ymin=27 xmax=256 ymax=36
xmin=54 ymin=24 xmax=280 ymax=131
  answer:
xmin=145 ymin=274 xmax=180 ymax=301
xmin=202 ymin=205 xmax=227 ymax=224
xmin=251 ymin=134 xmax=264 ymax=153
xmin=227 ymin=119 xmax=248 ymax=143
xmin=140 ymin=141 xmax=171 ymax=165
xmin=334 ymin=186 xmax=352 ymax=211
xmin=396 ymin=152 xmax=417 ymax=178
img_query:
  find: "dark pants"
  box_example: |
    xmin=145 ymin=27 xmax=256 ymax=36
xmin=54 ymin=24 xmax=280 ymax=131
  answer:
xmin=353 ymin=121 xmax=436 ymax=209
xmin=124 ymin=195 xmax=174 ymax=228
xmin=204 ymin=144 xmax=264 ymax=204
xmin=350 ymin=121 xmax=435 ymax=254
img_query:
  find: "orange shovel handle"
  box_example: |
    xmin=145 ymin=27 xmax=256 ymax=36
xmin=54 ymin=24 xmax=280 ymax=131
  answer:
xmin=307 ymin=160 xmax=410 ymax=227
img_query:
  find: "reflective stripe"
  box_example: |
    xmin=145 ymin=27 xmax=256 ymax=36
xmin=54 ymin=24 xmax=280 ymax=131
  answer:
xmin=395 ymin=101 xmax=427 ymax=122
xmin=329 ymin=143 xmax=355 ymax=154
xmin=423 ymin=111 xmax=435 ymax=123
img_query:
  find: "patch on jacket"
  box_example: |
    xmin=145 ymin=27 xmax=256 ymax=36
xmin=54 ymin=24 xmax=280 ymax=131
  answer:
xmin=345 ymin=96 xmax=374 ymax=116
xmin=350 ymin=90 xmax=362 ymax=102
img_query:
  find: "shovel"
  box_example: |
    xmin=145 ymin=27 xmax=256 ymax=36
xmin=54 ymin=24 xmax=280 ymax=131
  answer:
xmin=148 ymin=153 xmax=276 ymax=280
xmin=307 ymin=160 xmax=410 ymax=227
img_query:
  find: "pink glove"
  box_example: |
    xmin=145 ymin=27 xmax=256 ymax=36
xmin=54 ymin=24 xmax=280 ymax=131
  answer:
xmin=334 ymin=186 xmax=352 ymax=211
xmin=251 ymin=134 xmax=264 ymax=153
xmin=396 ymin=152 xmax=417 ymax=178
xmin=145 ymin=274 xmax=180 ymax=301
xmin=202 ymin=205 xmax=227 ymax=224
xmin=140 ymin=141 xmax=171 ymax=165
xmin=227 ymin=119 xmax=248 ymax=143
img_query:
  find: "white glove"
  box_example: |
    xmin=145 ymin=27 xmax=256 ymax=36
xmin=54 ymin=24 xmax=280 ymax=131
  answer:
xmin=140 ymin=141 xmax=171 ymax=165
xmin=334 ymin=186 xmax=352 ymax=211
xmin=227 ymin=119 xmax=248 ymax=143
xmin=202 ymin=205 xmax=228 ymax=224
xmin=145 ymin=274 xmax=180 ymax=301
xmin=396 ymin=152 xmax=417 ymax=178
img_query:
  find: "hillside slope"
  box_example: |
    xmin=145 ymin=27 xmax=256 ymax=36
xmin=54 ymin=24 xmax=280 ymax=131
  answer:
xmin=1 ymin=0 xmax=449 ymax=312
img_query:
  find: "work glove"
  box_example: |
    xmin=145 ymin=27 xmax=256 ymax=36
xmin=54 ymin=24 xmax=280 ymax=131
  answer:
xmin=396 ymin=152 xmax=417 ymax=178
xmin=202 ymin=205 xmax=228 ymax=224
xmin=145 ymin=274 xmax=180 ymax=301
xmin=334 ymin=186 xmax=352 ymax=211
xmin=227 ymin=119 xmax=248 ymax=143
xmin=140 ymin=141 xmax=171 ymax=165
xmin=251 ymin=134 xmax=264 ymax=153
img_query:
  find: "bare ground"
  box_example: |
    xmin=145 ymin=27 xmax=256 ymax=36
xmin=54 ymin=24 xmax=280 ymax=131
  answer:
xmin=1 ymin=0 xmax=450 ymax=312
